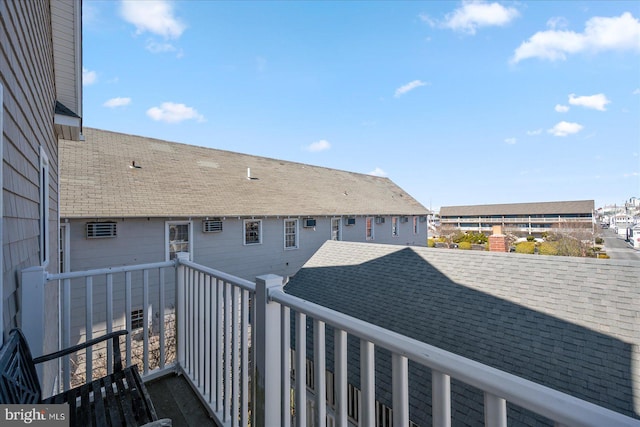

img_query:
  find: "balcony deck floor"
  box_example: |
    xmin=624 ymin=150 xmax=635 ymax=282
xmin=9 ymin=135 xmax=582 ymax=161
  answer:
xmin=145 ymin=374 xmax=216 ymax=427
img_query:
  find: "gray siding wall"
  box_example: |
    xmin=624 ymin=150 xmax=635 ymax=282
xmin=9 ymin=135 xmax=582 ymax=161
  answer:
xmin=1 ymin=0 xmax=60 ymax=393
xmin=65 ymin=216 xmax=426 ymax=343
xmin=67 ymin=215 xmax=427 ymax=280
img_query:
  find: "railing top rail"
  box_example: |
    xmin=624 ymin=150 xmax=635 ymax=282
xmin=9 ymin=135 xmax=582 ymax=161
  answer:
xmin=178 ymin=259 xmax=256 ymax=292
xmin=271 ymin=289 xmax=639 ymax=427
xmin=46 ymin=261 xmax=175 ymax=281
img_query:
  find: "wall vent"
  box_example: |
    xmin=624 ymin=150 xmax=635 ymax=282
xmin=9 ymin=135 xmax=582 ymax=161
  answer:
xmin=203 ymin=218 xmax=223 ymax=233
xmin=86 ymin=222 xmax=117 ymax=239
xmin=345 ymin=217 xmax=356 ymax=226
xmin=375 ymin=217 xmax=385 ymax=224
xmin=400 ymin=216 xmax=409 ymax=223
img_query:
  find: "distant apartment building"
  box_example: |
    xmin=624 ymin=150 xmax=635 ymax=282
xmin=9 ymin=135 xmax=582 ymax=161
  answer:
xmin=439 ymin=200 xmax=595 ymax=235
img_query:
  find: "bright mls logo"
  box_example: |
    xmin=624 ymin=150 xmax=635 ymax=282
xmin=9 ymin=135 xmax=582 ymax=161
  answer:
xmin=0 ymin=405 xmax=68 ymax=426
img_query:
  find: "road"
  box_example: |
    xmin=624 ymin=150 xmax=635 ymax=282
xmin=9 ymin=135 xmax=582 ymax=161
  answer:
xmin=600 ymin=227 xmax=640 ymax=261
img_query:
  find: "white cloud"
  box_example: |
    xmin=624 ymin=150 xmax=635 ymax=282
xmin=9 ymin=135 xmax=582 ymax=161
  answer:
xmin=146 ymin=102 xmax=204 ymax=123
xmin=548 ymin=121 xmax=583 ymax=137
xmin=504 ymin=137 xmax=517 ymax=145
xmin=633 ymin=88 xmax=640 ymax=95
xmin=555 ymin=104 xmax=570 ymax=113
xmin=103 ymin=97 xmax=131 ymax=108
xmin=624 ymin=172 xmax=639 ymax=177
xmin=394 ymin=80 xmax=428 ymax=97
xmin=568 ymin=93 xmax=611 ymax=111
xmin=442 ymin=1 xmax=519 ymax=34
xmin=306 ymin=140 xmax=331 ymax=152
xmin=527 ymin=129 xmax=543 ymax=136
xmin=120 ymin=0 xmax=186 ymax=39
xmin=145 ymin=40 xmax=177 ymax=53
xmin=82 ymin=67 xmax=97 ymax=85
xmin=546 ymin=16 xmax=569 ymax=30
xmin=369 ymin=167 xmax=388 ymax=177
xmin=512 ymin=12 xmax=640 ymax=63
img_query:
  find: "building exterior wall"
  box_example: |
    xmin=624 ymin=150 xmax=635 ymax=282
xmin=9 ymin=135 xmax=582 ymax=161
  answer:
xmin=64 ymin=215 xmax=427 ymax=345
xmin=1 ymin=0 xmax=61 ymax=394
xmin=67 ymin=215 xmax=427 ymax=280
xmin=1 ymin=0 xmax=60 ymax=332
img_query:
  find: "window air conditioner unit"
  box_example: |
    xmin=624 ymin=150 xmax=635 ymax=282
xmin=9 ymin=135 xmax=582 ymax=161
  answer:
xmin=86 ymin=222 xmax=117 ymax=239
xmin=345 ymin=217 xmax=356 ymax=226
xmin=375 ymin=217 xmax=385 ymax=224
xmin=303 ymin=218 xmax=316 ymax=228
xmin=203 ymin=218 xmax=223 ymax=233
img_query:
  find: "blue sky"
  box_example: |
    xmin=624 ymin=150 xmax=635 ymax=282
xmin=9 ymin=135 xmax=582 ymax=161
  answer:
xmin=82 ymin=1 xmax=640 ymax=211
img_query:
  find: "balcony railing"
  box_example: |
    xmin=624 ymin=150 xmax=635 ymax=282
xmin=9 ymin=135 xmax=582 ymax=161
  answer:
xmin=440 ymin=216 xmax=592 ymax=224
xmin=21 ymin=254 xmax=639 ymax=427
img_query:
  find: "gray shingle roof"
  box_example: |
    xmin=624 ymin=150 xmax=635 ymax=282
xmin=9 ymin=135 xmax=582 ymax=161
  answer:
xmin=440 ymin=200 xmax=594 ymax=217
xmin=60 ymin=128 xmax=429 ymax=218
xmin=285 ymin=241 xmax=640 ymax=425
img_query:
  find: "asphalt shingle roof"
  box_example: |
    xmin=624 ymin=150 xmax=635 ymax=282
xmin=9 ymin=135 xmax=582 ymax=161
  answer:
xmin=60 ymin=128 xmax=429 ymax=219
xmin=439 ymin=200 xmax=594 ymax=217
xmin=285 ymin=241 xmax=640 ymax=426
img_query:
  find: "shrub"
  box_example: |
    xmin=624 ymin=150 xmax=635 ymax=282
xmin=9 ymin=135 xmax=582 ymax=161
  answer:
xmin=427 ymin=238 xmax=435 ymax=248
xmin=458 ymin=241 xmax=472 ymax=250
xmin=515 ymin=241 xmax=536 ymax=254
xmin=526 ymin=235 xmax=535 ymax=242
xmin=595 ymin=237 xmax=604 ymax=244
xmin=538 ymin=241 xmax=558 ymax=256
xmin=453 ymin=232 xmax=488 ymax=244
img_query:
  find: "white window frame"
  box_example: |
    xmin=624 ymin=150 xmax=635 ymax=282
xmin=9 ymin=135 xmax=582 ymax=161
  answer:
xmin=331 ymin=217 xmax=342 ymax=241
xmin=244 ymin=219 xmax=262 ymax=245
xmin=413 ymin=216 xmax=419 ymax=235
xmin=131 ymin=308 xmax=145 ymax=330
xmin=39 ymin=146 xmax=50 ymax=266
xmin=392 ymin=217 xmax=399 ymax=237
xmin=284 ymin=219 xmax=299 ymax=250
xmin=165 ymin=221 xmax=193 ymax=261
xmin=365 ymin=217 xmax=374 ymax=241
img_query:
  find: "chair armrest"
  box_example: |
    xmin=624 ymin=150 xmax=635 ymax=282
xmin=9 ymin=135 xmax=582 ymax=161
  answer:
xmin=33 ymin=330 xmax=128 ymax=372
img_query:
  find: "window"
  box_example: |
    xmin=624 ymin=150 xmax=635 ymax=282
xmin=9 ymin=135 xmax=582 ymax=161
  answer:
xmin=166 ymin=222 xmax=192 ymax=261
xmin=244 ymin=219 xmax=262 ymax=245
xmin=366 ymin=217 xmax=374 ymax=240
xmin=391 ymin=217 xmax=399 ymax=237
xmin=39 ymin=147 xmax=50 ymax=265
xmin=413 ymin=216 xmax=419 ymax=235
xmin=331 ymin=218 xmax=341 ymax=241
xmin=131 ymin=309 xmax=145 ymax=329
xmin=284 ymin=219 xmax=298 ymax=249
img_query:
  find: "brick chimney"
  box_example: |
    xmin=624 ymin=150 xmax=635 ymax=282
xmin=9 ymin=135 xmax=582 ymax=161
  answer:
xmin=489 ymin=225 xmax=508 ymax=252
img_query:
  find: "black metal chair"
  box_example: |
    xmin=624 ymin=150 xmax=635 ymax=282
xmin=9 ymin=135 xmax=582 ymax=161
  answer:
xmin=0 ymin=329 xmax=161 ymax=426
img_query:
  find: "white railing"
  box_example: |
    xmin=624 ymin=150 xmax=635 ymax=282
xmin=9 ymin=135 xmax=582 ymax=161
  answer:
xmin=23 ymin=258 xmax=640 ymax=427
xmin=440 ymin=216 xmax=592 ymax=224
xmin=176 ymin=256 xmax=254 ymax=427
xmin=260 ymin=280 xmax=640 ymax=427
xmin=44 ymin=260 xmax=176 ymax=390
